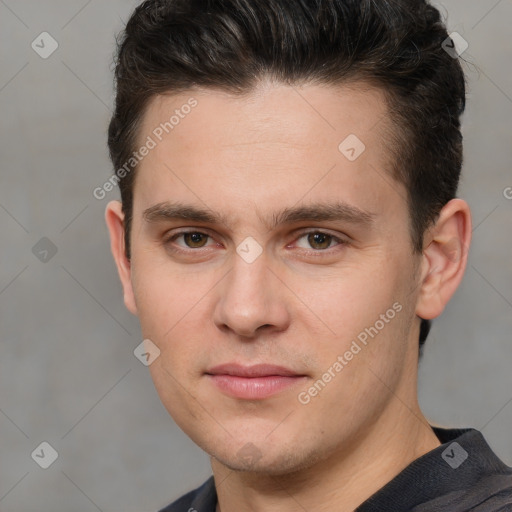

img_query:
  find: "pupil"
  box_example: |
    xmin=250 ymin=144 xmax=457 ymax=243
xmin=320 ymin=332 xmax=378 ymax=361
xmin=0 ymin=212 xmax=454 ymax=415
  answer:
xmin=186 ymin=233 xmax=206 ymax=247
xmin=309 ymin=233 xmax=330 ymax=249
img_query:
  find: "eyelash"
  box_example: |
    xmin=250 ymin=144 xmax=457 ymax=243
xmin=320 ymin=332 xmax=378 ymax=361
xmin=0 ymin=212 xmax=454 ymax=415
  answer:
xmin=163 ymin=229 xmax=348 ymax=255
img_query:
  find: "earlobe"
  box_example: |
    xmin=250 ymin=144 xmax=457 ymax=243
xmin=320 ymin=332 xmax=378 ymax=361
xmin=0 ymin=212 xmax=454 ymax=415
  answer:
xmin=105 ymin=200 xmax=138 ymax=315
xmin=415 ymin=199 xmax=472 ymax=320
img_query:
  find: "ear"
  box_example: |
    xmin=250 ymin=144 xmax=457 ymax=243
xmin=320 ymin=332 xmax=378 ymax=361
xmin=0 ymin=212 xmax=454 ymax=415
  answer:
xmin=415 ymin=198 xmax=472 ymax=320
xmin=105 ymin=200 xmax=138 ymax=315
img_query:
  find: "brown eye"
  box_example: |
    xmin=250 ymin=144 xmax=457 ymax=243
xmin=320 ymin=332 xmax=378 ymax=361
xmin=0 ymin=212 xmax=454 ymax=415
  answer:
xmin=307 ymin=232 xmax=333 ymax=250
xmin=182 ymin=232 xmax=209 ymax=248
xmin=293 ymin=230 xmax=347 ymax=253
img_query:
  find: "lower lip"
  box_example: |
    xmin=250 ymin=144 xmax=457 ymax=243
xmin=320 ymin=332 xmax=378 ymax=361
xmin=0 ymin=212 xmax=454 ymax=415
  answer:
xmin=207 ymin=375 xmax=306 ymax=400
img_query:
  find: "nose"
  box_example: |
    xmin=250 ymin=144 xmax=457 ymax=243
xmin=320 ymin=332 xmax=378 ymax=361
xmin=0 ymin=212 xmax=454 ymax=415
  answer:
xmin=213 ymin=253 xmax=291 ymax=339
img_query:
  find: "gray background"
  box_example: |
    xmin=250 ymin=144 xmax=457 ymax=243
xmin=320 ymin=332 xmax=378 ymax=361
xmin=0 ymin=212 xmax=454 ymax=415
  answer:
xmin=0 ymin=1 xmax=511 ymax=511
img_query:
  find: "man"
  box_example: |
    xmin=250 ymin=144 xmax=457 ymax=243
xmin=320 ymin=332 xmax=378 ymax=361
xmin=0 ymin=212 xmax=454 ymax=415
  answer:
xmin=105 ymin=0 xmax=512 ymax=510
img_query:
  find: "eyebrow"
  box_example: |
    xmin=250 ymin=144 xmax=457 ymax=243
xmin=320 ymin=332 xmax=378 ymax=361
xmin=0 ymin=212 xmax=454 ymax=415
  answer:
xmin=142 ymin=201 xmax=376 ymax=231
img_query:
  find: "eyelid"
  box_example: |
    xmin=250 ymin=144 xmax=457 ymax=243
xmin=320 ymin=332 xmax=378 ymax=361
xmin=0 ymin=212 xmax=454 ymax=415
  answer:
xmin=164 ymin=229 xmax=219 ymax=249
xmin=291 ymin=229 xmax=348 ymax=251
xmin=164 ymin=228 xmax=349 ymax=253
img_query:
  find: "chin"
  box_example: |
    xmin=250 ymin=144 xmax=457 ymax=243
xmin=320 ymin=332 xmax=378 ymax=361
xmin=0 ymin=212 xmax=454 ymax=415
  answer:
xmin=208 ymin=436 xmax=331 ymax=476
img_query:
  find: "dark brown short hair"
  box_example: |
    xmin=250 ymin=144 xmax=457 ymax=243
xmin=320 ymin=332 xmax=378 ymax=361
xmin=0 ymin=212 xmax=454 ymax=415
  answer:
xmin=107 ymin=0 xmax=467 ymax=348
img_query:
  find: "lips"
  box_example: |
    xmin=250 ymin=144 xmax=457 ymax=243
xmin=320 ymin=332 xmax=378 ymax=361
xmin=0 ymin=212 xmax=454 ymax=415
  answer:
xmin=205 ymin=363 xmax=307 ymax=400
xmin=207 ymin=363 xmax=301 ymax=378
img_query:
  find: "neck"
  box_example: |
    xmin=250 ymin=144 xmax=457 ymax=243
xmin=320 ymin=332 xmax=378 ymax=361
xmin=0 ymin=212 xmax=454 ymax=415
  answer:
xmin=212 ymin=401 xmax=441 ymax=512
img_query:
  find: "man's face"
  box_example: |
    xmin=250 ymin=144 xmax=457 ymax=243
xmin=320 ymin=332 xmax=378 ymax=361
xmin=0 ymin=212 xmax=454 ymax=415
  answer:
xmin=122 ymin=82 xmax=424 ymax=473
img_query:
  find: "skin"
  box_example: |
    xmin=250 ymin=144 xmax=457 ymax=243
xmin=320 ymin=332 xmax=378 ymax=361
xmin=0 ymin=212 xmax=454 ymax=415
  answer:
xmin=106 ymin=80 xmax=472 ymax=512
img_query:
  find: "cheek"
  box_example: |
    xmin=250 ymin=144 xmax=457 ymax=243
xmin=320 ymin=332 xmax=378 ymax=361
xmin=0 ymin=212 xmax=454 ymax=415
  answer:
xmin=131 ymin=255 xmax=199 ymax=334
xmin=296 ymin=291 xmax=414 ymax=437
xmin=295 ymin=256 xmax=415 ymax=406
xmin=130 ymin=259 xmax=215 ymax=375
xmin=299 ymin=264 xmax=402 ymax=341
xmin=135 ymin=268 xmax=209 ymax=425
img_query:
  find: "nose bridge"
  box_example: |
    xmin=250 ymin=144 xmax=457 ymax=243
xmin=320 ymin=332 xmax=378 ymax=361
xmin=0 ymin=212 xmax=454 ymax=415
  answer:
xmin=231 ymin=251 xmax=270 ymax=300
xmin=213 ymin=250 xmax=289 ymax=337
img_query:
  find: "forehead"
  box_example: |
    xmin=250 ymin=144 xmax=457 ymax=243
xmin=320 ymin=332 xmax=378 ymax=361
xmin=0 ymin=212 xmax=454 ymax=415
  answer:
xmin=132 ymin=81 xmax=405 ymax=232
xmin=139 ymin=80 xmax=392 ymax=154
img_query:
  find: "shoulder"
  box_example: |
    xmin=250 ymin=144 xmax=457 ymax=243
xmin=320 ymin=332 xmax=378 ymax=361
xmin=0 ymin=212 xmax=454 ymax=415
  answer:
xmin=428 ymin=427 xmax=512 ymax=511
xmin=157 ymin=476 xmax=216 ymax=512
